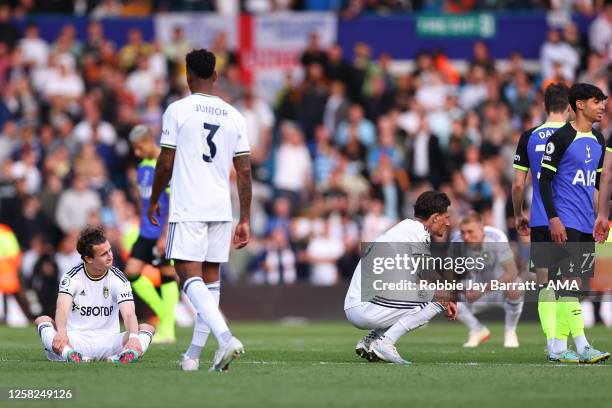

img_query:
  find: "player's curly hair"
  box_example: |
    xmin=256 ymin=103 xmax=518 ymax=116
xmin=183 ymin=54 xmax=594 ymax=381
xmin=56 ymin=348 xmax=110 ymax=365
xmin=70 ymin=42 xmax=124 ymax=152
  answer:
xmin=76 ymin=225 xmax=107 ymax=260
xmin=186 ymin=49 xmax=216 ymax=79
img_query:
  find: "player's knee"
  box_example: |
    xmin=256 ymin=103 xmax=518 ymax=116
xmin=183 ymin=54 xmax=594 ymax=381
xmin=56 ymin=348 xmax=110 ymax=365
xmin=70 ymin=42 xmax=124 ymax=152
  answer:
xmin=139 ymin=323 xmax=155 ymax=334
xmin=506 ymin=290 xmax=524 ymax=301
xmin=34 ymin=315 xmax=53 ymax=326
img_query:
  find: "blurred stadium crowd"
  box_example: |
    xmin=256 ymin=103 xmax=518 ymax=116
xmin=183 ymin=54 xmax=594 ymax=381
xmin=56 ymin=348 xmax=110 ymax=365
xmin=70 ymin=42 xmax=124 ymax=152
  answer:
xmin=0 ymin=0 xmax=611 ymax=322
xmin=0 ymin=0 xmax=606 ymax=16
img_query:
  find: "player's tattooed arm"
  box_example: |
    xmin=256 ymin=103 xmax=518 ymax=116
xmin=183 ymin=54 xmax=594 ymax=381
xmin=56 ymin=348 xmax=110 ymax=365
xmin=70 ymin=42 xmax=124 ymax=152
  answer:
xmin=233 ymin=154 xmax=252 ymax=223
xmin=233 ymin=154 xmax=252 ymax=249
xmin=148 ymin=147 xmax=175 ymax=226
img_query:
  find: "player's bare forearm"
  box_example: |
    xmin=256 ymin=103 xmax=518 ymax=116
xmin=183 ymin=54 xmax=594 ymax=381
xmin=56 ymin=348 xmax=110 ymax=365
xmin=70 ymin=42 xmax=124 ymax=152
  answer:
xmin=234 ymin=154 xmax=252 ymax=223
xmin=150 ymin=147 xmax=175 ymax=206
xmin=54 ymin=294 xmax=72 ymax=336
xmin=119 ymin=301 xmax=139 ymax=334
xmin=597 ymin=162 xmax=612 ymax=217
xmin=511 ymin=171 xmax=527 ymax=217
xmin=498 ymin=259 xmax=519 ymax=284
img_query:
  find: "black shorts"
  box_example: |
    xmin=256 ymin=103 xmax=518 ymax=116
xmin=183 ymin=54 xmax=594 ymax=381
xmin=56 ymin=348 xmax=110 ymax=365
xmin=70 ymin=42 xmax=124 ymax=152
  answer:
xmin=530 ymin=226 xmax=553 ymax=269
xmin=130 ymin=236 xmax=171 ymax=266
xmin=557 ymin=228 xmax=595 ymax=278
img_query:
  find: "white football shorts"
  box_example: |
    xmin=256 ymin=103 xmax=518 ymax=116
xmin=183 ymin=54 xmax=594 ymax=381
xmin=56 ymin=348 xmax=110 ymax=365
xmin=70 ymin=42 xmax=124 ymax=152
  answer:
xmin=165 ymin=221 xmax=232 ymax=263
xmin=43 ymin=329 xmax=125 ymax=361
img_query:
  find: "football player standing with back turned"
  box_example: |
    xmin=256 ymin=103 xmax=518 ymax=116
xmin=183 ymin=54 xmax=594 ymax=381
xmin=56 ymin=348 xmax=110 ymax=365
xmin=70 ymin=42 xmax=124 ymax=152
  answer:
xmin=512 ymin=83 xmax=569 ymax=358
xmin=539 ymin=83 xmax=610 ymax=364
xmin=148 ymin=49 xmax=252 ymax=372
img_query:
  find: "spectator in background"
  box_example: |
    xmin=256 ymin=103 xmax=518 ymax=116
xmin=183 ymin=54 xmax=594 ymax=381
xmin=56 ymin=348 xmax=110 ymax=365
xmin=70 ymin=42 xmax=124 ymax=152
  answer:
xmin=54 ymin=230 xmax=80 ymax=275
xmin=19 ymin=23 xmax=48 ymax=68
xmin=336 ymin=104 xmax=376 ymax=148
xmin=54 ymin=175 xmax=102 ymax=235
xmin=126 ymin=56 xmax=157 ymax=105
xmin=118 ymin=28 xmax=153 ymax=72
xmin=298 ymin=62 xmax=329 ymax=140
xmin=470 ymin=40 xmax=495 ymax=74
xmin=263 ymin=227 xmax=297 ymax=285
xmin=459 ymin=65 xmax=488 ymax=111
xmin=163 ymin=25 xmax=192 ymax=76
xmin=323 ymin=80 xmax=349 ymax=135
xmin=210 ymin=31 xmax=237 ymax=75
xmin=540 ymin=28 xmax=579 ymax=82
xmin=237 ymin=88 xmax=274 ymax=172
xmin=405 ymin=115 xmax=446 ymax=189
xmin=325 ymin=44 xmax=351 ymax=89
xmin=588 ymin=1 xmax=612 ymax=64
xmin=273 ymin=121 xmax=313 ymax=213
xmin=73 ymin=101 xmax=117 ymax=146
xmin=306 ymin=217 xmax=344 ymax=286
xmin=301 ymin=32 xmax=328 ymax=69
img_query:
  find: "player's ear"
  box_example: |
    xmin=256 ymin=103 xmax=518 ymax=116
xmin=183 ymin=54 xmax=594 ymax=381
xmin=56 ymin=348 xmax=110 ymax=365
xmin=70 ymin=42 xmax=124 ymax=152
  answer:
xmin=212 ymin=70 xmax=218 ymax=83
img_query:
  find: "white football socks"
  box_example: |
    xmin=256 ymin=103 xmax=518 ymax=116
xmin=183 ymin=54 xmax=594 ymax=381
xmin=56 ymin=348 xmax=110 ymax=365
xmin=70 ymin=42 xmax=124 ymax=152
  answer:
xmin=504 ymin=298 xmax=524 ymax=332
xmin=185 ymin=280 xmax=220 ymax=360
xmin=384 ymin=303 xmax=444 ymax=344
xmin=183 ymin=277 xmax=231 ymax=349
xmin=456 ymin=302 xmax=485 ymax=332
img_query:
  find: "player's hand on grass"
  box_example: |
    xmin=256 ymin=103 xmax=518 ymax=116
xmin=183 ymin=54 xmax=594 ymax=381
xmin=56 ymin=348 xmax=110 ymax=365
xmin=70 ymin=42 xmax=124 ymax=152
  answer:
xmin=233 ymin=221 xmax=250 ymax=249
xmin=446 ymin=302 xmax=457 ymax=320
xmin=148 ymin=202 xmax=161 ymax=226
xmin=515 ymin=214 xmax=530 ymax=236
xmin=549 ymin=217 xmax=567 ymax=244
xmin=593 ymin=216 xmax=610 ymax=243
xmin=52 ymin=333 xmax=70 ymax=354
xmin=125 ymin=337 xmax=143 ymax=356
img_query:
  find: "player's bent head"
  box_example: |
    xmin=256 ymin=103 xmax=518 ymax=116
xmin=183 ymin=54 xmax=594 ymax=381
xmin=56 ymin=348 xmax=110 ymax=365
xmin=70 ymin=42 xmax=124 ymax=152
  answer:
xmin=77 ymin=225 xmax=113 ymax=270
xmin=544 ymin=82 xmax=569 ymax=114
xmin=186 ymin=49 xmax=217 ymax=82
xmin=414 ymin=191 xmax=451 ymax=237
xmin=459 ymin=211 xmax=485 ymax=243
xmin=568 ymin=83 xmax=608 ymax=116
xmin=129 ymin=124 xmax=154 ymax=159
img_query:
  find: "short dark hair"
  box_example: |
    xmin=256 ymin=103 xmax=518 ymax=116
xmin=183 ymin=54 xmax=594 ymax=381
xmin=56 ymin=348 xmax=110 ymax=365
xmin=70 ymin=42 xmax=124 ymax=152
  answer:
xmin=544 ymin=83 xmax=569 ymax=114
xmin=414 ymin=191 xmax=451 ymax=220
xmin=568 ymin=83 xmax=607 ymax=112
xmin=76 ymin=225 xmax=107 ymax=260
xmin=186 ymin=49 xmax=216 ymax=80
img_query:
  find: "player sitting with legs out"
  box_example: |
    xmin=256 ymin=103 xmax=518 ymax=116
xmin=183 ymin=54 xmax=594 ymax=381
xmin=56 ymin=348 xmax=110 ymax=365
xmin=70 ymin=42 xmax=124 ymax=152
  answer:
xmin=540 ymin=83 xmax=609 ymax=364
xmin=452 ymin=213 xmax=524 ymax=348
xmin=344 ymin=191 xmax=457 ymax=364
xmin=126 ymin=124 xmax=178 ymax=344
xmin=34 ymin=226 xmax=154 ymax=363
xmin=148 ymin=49 xmax=252 ymax=372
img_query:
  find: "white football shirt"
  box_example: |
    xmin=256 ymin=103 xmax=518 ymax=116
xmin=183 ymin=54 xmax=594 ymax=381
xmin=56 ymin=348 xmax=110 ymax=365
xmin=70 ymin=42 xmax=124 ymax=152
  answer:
xmin=58 ymin=264 xmax=134 ymax=333
xmin=344 ymin=218 xmax=431 ymax=310
xmin=451 ymin=225 xmax=514 ymax=281
xmin=160 ymin=93 xmax=251 ymax=222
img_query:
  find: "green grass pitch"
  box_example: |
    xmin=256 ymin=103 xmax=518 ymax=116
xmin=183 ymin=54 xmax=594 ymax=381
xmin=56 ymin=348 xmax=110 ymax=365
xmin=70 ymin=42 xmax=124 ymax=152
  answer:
xmin=1 ymin=321 xmax=611 ymax=408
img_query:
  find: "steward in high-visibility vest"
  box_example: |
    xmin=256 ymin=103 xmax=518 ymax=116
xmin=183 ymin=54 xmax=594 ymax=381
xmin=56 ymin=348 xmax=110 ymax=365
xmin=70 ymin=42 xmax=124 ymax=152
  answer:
xmin=0 ymin=224 xmax=21 ymax=295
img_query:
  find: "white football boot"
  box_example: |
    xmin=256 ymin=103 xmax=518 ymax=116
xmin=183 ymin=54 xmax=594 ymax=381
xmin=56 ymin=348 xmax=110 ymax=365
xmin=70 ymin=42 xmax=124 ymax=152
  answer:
xmin=463 ymin=327 xmax=491 ymax=348
xmin=370 ymin=338 xmax=411 ymax=365
xmin=504 ymin=330 xmax=519 ymax=348
xmin=209 ymin=337 xmax=245 ymax=372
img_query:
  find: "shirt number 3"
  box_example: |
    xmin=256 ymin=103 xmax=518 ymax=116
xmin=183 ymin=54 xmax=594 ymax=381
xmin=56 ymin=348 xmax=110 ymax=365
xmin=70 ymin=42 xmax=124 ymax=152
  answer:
xmin=202 ymin=123 xmax=220 ymax=162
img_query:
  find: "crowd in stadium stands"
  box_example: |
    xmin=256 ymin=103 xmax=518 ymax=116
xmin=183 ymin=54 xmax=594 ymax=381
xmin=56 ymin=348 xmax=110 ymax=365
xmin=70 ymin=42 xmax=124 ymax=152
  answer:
xmin=0 ymin=2 xmax=611 ymax=313
xmin=0 ymin=0 xmax=608 ymax=15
